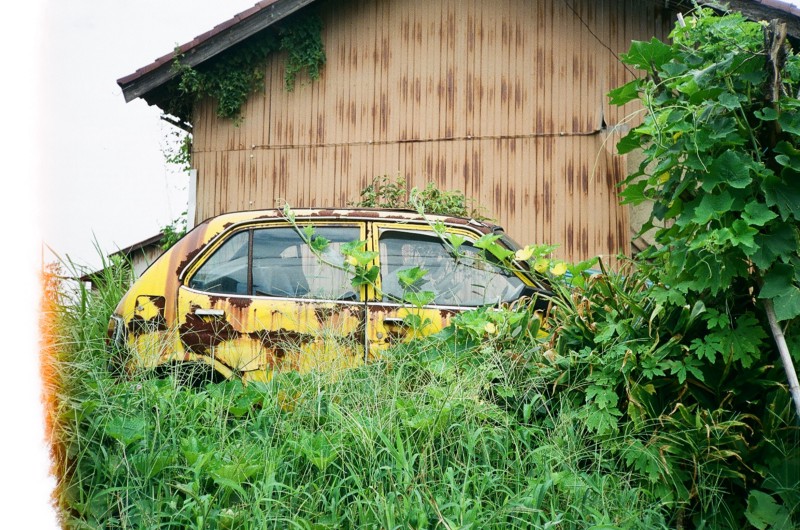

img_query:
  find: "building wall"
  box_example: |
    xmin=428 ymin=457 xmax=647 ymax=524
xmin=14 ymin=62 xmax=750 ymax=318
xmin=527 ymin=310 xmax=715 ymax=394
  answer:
xmin=191 ymin=0 xmax=674 ymax=262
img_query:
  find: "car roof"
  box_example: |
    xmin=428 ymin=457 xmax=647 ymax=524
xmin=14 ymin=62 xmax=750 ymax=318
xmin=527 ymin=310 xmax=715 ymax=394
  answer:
xmin=196 ymin=207 xmax=504 ymax=235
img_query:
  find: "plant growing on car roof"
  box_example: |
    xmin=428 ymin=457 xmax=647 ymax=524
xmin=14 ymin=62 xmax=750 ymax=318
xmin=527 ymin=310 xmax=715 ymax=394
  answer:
xmin=353 ymin=175 xmax=488 ymax=219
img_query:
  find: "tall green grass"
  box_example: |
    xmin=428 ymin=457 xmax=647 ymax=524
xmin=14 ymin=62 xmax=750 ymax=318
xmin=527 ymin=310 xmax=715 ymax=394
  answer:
xmin=48 ymin=260 xmax=678 ymax=529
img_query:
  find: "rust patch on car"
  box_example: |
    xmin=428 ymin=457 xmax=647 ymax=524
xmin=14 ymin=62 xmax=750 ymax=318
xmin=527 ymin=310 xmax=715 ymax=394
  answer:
xmin=176 ymin=245 xmax=206 ymax=277
xmin=249 ymin=329 xmax=315 ymax=361
xmin=179 ymin=312 xmax=238 ymax=356
xmin=209 ymin=295 xmax=252 ymax=310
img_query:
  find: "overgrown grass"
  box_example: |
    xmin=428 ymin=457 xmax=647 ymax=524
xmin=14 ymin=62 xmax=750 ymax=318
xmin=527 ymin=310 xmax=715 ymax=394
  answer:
xmin=47 ymin=263 xmax=675 ymax=529
xmin=46 ymin=252 xmax=800 ymax=529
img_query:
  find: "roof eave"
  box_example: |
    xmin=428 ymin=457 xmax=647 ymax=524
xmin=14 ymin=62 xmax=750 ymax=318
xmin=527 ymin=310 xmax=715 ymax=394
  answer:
xmin=698 ymin=0 xmax=800 ymax=37
xmin=117 ymin=0 xmax=317 ymax=107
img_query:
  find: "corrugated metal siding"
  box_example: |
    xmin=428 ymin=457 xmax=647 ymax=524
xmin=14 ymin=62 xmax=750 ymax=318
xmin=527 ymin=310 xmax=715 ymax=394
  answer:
xmin=192 ymin=0 xmax=673 ymax=262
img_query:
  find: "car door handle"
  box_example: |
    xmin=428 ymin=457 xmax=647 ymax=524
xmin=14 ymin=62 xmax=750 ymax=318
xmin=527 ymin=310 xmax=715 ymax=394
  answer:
xmin=383 ymin=317 xmax=408 ymax=327
xmin=194 ymin=308 xmax=225 ymax=317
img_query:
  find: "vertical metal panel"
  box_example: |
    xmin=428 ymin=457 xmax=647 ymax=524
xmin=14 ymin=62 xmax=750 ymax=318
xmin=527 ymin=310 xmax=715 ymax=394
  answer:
xmin=191 ymin=0 xmax=674 ymax=263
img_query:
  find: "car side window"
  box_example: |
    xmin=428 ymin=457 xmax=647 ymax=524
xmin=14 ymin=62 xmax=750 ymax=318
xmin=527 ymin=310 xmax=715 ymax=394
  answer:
xmin=379 ymin=230 xmax=525 ymax=306
xmin=251 ymin=227 xmax=360 ymax=300
xmin=188 ymin=231 xmax=250 ymax=294
xmin=188 ymin=226 xmax=361 ymax=300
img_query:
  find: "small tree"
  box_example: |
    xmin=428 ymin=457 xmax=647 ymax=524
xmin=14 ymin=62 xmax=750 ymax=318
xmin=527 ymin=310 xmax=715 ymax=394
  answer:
xmin=611 ymin=9 xmax=800 ymax=418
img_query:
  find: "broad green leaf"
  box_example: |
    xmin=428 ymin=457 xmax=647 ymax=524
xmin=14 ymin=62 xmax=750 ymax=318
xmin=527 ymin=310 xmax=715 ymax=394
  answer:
xmin=772 ymin=287 xmax=800 ymax=322
xmin=403 ymin=291 xmax=436 ymax=307
xmin=728 ymin=312 xmax=768 ymax=367
xmin=745 ymin=490 xmax=792 ymax=530
xmin=608 ymin=79 xmax=641 ymax=106
xmin=691 ymin=337 xmax=721 ymax=363
xmin=774 ymin=141 xmax=800 ymax=171
xmin=619 ymin=179 xmax=649 ymax=205
xmin=729 ymin=219 xmax=758 ymax=252
xmin=754 ymin=107 xmax=779 ymax=121
xmin=764 ymin=174 xmax=800 ymax=220
xmin=707 ymin=151 xmax=751 ymax=190
xmin=396 ymin=266 xmax=428 ymax=289
xmin=616 ymin=129 xmax=641 ymax=155
xmin=104 ymin=415 xmax=147 ymax=447
xmin=717 ymin=91 xmax=740 ymax=110
xmin=690 ymin=190 xmax=735 ymax=224
xmin=447 ymin=233 xmax=466 ymax=254
xmin=743 ymin=202 xmax=778 ymax=227
xmin=621 ymin=38 xmax=673 ymax=72
xmin=777 ymin=111 xmax=800 ymax=135
xmin=759 ymin=264 xmax=795 ymax=299
xmin=751 ymin=222 xmax=798 ymax=269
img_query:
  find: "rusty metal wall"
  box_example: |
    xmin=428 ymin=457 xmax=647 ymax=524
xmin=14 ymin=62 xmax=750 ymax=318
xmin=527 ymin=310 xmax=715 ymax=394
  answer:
xmin=191 ymin=0 xmax=673 ymax=262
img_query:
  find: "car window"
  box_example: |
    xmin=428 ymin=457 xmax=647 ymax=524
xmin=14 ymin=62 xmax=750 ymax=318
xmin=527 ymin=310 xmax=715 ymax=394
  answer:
xmin=188 ymin=225 xmax=360 ymax=300
xmin=188 ymin=231 xmax=250 ymax=294
xmin=379 ymin=230 xmax=525 ymax=306
xmin=252 ymin=226 xmax=359 ymax=300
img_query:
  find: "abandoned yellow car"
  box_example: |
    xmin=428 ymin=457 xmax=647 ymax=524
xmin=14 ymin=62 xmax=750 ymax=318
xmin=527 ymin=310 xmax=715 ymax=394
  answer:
xmin=107 ymin=208 xmax=549 ymax=383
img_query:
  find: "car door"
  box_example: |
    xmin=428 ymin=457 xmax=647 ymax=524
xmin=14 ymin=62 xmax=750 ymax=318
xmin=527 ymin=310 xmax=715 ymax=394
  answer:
xmin=367 ymin=223 xmax=531 ymax=357
xmin=177 ymin=221 xmax=367 ymax=383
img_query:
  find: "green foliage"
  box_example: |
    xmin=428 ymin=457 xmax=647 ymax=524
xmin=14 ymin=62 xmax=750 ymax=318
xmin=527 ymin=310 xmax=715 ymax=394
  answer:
xmin=168 ymin=12 xmax=326 ymax=123
xmin=606 ymin=10 xmax=800 ymax=522
xmin=52 ymin=264 xmax=676 ymax=529
xmin=351 ymin=175 xmax=409 ymax=208
xmin=159 ymin=211 xmax=188 ymax=251
xmin=612 ymin=9 xmax=800 ymax=323
xmin=539 ymin=260 xmax=800 ymax=526
xmin=352 ymin=175 xmax=488 ymax=219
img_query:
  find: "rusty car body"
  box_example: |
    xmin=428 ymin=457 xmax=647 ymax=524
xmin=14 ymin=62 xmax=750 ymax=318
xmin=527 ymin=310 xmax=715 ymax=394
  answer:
xmin=107 ymin=208 xmax=548 ymax=383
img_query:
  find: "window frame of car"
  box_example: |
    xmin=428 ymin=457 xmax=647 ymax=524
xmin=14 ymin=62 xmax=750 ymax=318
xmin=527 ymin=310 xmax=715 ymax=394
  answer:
xmin=372 ymin=221 xmax=534 ymax=308
xmin=180 ymin=220 xmax=368 ymax=302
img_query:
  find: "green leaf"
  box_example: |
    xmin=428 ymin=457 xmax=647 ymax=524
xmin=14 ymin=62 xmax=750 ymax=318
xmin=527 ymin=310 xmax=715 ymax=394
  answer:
xmin=728 ymin=312 xmax=768 ymax=367
xmin=707 ymin=151 xmax=751 ymax=190
xmin=403 ymin=291 xmax=436 ymax=307
xmin=621 ymin=38 xmax=673 ymax=72
xmin=754 ymin=107 xmax=779 ymax=121
xmin=447 ymin=233 xmax=466 ymax=254
xmin=745 ymin=490 xmax=792 ymax=530
xmin=717 ymin=91 xmax=741 ymax=110
xmin=397 ymin=266 xmax=428 ymax=289
xmin=777 ymin=111 xmax=800 ymax=136
xmin=771 ymin=287 xmax=800 ymax=322
xmin=751 ymin=222 xmax=798 ymax=269
xmin=691 ymin=337 xmax=722 ymax=363
xmin=760 ymin=264 xmax=795 ymax=299
xmin=690 ymin=190 xmax=735 ymax=224
xmin=773 ymin=141 xmax=800 ymax=172
xmin=608 ymin=79 xmax=641 ymax=106
xmin=743 ymin=202 xmax=778 ymax=227
xmin=619 ymin=179 xmax=649 ymax=205
xmin=764 ymin=174 xmax=800 ymax=220
xmin=616 ymin=129 xmax=642 ymax=155
xmin=104 ymin=415 xmax=147 ymax=447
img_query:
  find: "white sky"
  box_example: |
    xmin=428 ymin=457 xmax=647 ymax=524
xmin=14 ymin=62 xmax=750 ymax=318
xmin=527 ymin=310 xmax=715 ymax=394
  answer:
xmin=2 ymin=1 xmax=255 ymax=526
xmin=40 ymin=0 xmax=258 ymax=272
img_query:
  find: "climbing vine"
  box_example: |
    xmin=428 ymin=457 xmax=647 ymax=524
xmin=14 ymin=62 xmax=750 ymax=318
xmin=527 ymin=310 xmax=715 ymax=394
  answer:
xmin=167 ymin=12 xmax=326 ymax=123
xmin=610 ymin=9 xmax=800 ymax=412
